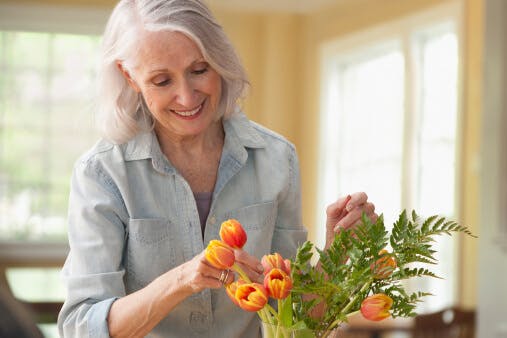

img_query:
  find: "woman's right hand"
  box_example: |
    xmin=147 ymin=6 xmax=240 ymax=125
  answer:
xmin=108 ymin=251 xmax=234 ymax=337
xmin=176 ymin=251 xmax=235 ymax=295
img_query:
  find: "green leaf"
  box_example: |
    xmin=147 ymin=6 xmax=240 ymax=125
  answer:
xmin=279 ymin=294 xmax=293 ymax=327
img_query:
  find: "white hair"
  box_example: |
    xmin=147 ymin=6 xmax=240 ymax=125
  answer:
xmin=97 ymin=0 xmax=249 ymax=144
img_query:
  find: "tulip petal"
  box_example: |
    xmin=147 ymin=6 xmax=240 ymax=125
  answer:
xmin=205 ymin=240 xmax=235 ymax=269
xmin=261 ymin=253 xmax=291 ymax=275
xmin=361 ymin=294 xmax=393 ymax=321
xmin=235 ymin=283 xmax=268 ymax=312
xmin=220 ymin=219 xmax=247 ymax=249
xmin=264 ymin=268 xmax=292 ymax=299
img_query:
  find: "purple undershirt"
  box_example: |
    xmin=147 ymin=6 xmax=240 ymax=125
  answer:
xmin=194 ymin=191 xmax=213 ymax=238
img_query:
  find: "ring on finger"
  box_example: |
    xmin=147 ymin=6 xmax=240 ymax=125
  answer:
xmin=219 ymin=269 xmax=230 ymax=284
xmin=220 ymin=270 xmax=228 ymax=284
xmin=218 ymin=270 xmax=226 ymax=284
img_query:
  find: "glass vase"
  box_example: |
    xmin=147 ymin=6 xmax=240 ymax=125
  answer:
xmin=260 ymin=321 xmax=338 ymax=338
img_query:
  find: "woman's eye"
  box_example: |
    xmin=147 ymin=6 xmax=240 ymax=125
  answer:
xmin=193 ymin=67 xmax=208 ymax=75
xmin=153 ymin=78 xmax=170 ymax=87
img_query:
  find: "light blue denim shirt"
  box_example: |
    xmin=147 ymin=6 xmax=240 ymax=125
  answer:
xmin=58 ymin=112 xmax=308 ymax=338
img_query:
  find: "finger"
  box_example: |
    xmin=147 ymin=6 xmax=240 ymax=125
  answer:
xmin=234 ymin=261 xmax=263 ymax=283
xmin=216 ymin=269 xmax=235 ymax=286
xmin=235 ymin=249 xmax=263 ymax=274
xmin=335 ymin=202 xmax=375 ymax=230
xmin=201 ymin=275 xmax=224 ymax=289
xmin=183 ymin=256 xmax=224 ymax=291
xmin=195 ymin=253 xmax=231 ymax=281
xmin=326 ymin=195 xmax=351 ymax=219
xmin=224 ymin=269 xmax=235 ymax=285
xmin=345 ymin=192 xmax=368 ymax=212
xmin=199 ymin=267 xmax=233 ymax=288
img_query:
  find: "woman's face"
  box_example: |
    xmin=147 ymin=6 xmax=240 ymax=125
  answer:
xmin=122 ymin=30 xmax=222 ymax=139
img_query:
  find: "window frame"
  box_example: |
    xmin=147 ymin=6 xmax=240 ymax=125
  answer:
xmin=316 ymin=1 xmax=464 ymax=306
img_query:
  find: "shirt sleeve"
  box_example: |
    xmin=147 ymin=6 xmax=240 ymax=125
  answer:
xmin=270 ymin=146 xmax=308 ymax=259
xmin=58 ymin=157 xmax=128 ymax=338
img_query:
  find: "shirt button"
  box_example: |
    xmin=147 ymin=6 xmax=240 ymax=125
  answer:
xmin=209 ymin=215 xmax=216 ymax=225
xmin=189 ymin=311 xmax=208 ymax=333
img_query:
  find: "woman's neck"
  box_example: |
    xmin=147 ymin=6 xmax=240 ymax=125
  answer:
xmin=155 ymin=119 xmax=224 ymax=159
xmin=154 ymin=119 xmax=225 ymax=193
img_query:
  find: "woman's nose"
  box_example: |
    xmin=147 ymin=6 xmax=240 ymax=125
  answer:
xmin=173 ymin=79 xmax=195 ymax=107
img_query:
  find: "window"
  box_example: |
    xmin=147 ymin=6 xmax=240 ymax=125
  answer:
xmin=0 ymin=2 xmax=108 ymax=242
xmin=317 ymin=4 xmax=461 ymax=312
xmin=0 ymin=31 xmax=101 ymax=241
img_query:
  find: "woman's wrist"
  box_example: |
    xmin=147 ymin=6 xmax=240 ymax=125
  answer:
xmin=156 ymin=264 xmax=195 ymax=304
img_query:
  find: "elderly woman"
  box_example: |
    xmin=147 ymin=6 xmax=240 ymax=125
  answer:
xmin=57 ymin=0 xmax=376 ymax=337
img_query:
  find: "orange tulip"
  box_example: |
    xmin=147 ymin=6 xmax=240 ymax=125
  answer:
xmin=219 ymin=219 xmax=247 ymax=249
xmin=235 ymin=282 xmax=268 ymax=312
xmin=371 ymin=249 xmax=397 ymax=279
xmin=360 ymin=294 xmax=393 ymax=321
xmin=263 ymin=268 xmax=293 ymax=299
xmin=205 ymin=240 xmax=235 ymax=269
xmin=261 ymin=253 xmax=291 ymax=275
xmin=225 ymin=279 xmax=245 ymax=307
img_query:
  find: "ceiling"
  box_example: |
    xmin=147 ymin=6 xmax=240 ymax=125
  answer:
xmin=206 ymin=0 xmax=348 ymax=13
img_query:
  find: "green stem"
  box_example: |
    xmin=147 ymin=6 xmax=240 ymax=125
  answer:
xmin=323 ymin=279 xmax=373 ymax=336
xmin=257 ymin=308 xmax=268 ymax=324
xmin=345 ymin=310 xmax=360 ymax=318
xmin=231 ymin=263 xmax=278 ymax=328
xmin=232 ymin=263 xmax=251 ymax=282
xmin=265 ymin=303 xmax=278 ymax=318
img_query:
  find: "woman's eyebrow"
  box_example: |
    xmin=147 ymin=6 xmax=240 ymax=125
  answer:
xmin=147 ymin=58 xmax=207 ymax=74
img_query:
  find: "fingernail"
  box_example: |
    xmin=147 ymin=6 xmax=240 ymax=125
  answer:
xmin=257 ymin=264 xmax=264 ymax=272
xmin=344 ymin=195 xmax=353 ymax=211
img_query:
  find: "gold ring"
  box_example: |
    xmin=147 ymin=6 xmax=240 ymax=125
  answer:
xmin=219 ymin=270 xmax=227 ymax=284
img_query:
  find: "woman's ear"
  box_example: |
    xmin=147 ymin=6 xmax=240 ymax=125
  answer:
xmin=116 ymin=61 xmax=141 ymax=93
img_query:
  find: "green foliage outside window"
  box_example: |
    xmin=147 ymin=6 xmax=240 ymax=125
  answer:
xmin=0 ymin=31 xmax=101 ymax=241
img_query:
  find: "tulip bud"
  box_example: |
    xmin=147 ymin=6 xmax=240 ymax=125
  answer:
xmin=235 ymin=282 xmax=268 ymax=312
xmin=263 ymin=268 xmax=293 ymax=299
xmin=205 ymin=240 xmax=235 ymax=269
xmin=371 ymin=249 xmax=396 ymax=279
xmin=360 ymin=294 xmax=393 ymax=321
xmin=219 ymin=219 xmax=247 ymax=249
xmin=261 ymin=253 xmax=291 ymax=275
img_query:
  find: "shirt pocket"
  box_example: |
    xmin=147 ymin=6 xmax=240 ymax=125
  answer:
xmin=126 ymin=218 xmax=176 ymax=289
xmin=222 ymin=201 xmax=277 ymax=258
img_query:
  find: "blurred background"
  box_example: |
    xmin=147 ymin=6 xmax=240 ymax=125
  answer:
xmin=0 ymin=0 xmax=505 ymax=337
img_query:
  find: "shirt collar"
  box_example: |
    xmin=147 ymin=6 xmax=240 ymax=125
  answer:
xmin=122 ymin=111 xmax=266 ymax=163
xmin=223 ymin=111 xmax=266 ymax=149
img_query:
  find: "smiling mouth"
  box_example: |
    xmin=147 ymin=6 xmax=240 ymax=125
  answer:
xmin=171 ymin=103 xmax=203 ymax=117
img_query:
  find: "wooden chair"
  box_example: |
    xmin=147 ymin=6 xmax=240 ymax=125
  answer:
xmin=413 ymin=306 xmax=476 ymax=338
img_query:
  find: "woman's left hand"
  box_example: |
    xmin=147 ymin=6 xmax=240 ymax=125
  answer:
xmin=325 ymin=192 xmax=378 ymax=248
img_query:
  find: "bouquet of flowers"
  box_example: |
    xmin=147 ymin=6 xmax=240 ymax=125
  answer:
xmin=205 ymin=212 xmax=475 ymax=338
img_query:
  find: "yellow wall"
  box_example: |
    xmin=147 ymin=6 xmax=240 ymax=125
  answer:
xmin=459 ymin=0 xmax=482 ymax=308
xmin=3 ymin=0 xmax=482 ymax=307
xmin=212 ymin=10 xmax=303 ymax=144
